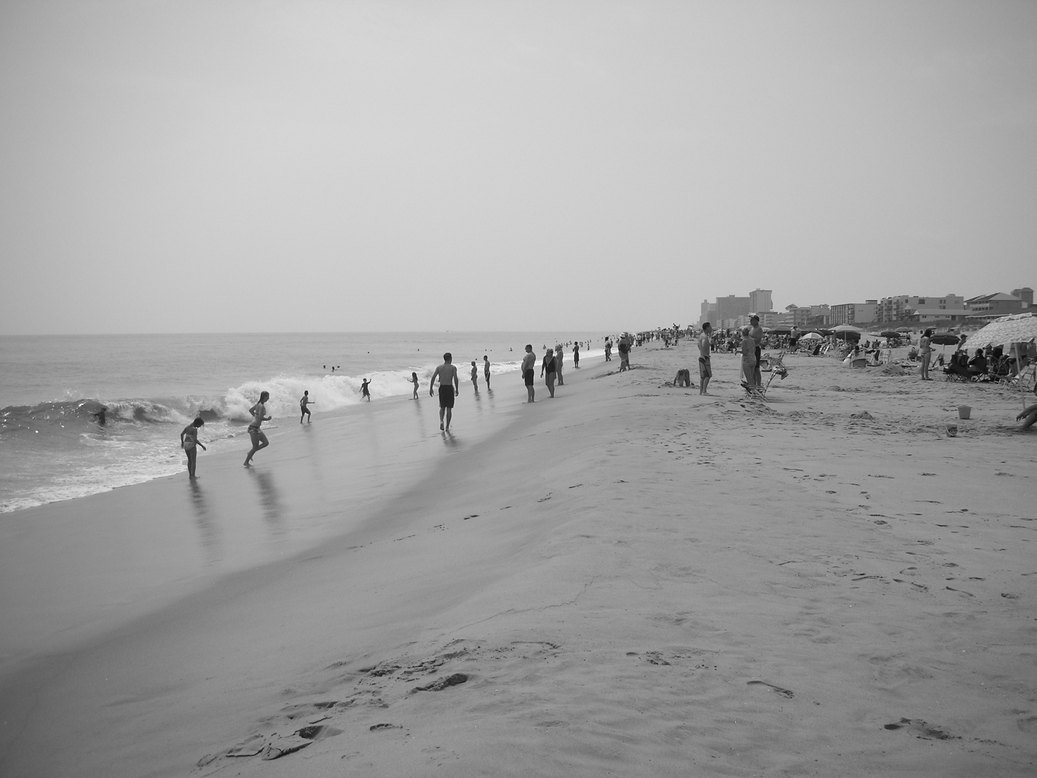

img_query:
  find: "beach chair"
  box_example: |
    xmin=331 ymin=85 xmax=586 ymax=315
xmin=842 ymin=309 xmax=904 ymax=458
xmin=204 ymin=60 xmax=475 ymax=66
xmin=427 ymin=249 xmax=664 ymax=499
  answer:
xmin=743 ymin=351 xmax=788 ymax=399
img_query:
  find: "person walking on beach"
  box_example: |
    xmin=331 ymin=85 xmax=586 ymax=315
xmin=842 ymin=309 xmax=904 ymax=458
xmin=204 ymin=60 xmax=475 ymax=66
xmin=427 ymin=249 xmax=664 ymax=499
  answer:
xmin=483 ymin=355 xmax=491 ymax=388
xmin=542 ymin=346 xmax=557 ymax=397
xmin=180 ymin=416 xmax=207 ymax=479
xmin=605 ymin=338 xmax=612 ymax=362
xmin=361 ymin=378 xmax=372 ymax=400
xmin=555 ymin=345 xmax=565 ymax=385
xmin=618 ymin=335 xmax=631 ymax=371
xmin=919 ymin=329 xmax=934 ymax=380
xmin=410 ymin=371 xmax=420 ymax=399
xmin=429 ymin=353 xmax=459 ymax=431
xmin=573 ymin=342 xmax=580 ymax=368
xmin=698 ymin=323 xmax=713 ymax=395
xmin=244 ymin=391 xmax=271 ymax=467
xmin=299 ymin=390 xmax=314 ymax=423
xmin=470 ymin=360 xmax=479 ymax=391
xmin=522 ymin=344 xmax=536 ymax=403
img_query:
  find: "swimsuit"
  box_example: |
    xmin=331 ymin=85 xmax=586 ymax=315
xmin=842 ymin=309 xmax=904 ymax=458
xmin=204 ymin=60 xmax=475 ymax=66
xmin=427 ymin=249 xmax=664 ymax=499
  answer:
xmin=438 ymin=384 xmax=455 ymax=408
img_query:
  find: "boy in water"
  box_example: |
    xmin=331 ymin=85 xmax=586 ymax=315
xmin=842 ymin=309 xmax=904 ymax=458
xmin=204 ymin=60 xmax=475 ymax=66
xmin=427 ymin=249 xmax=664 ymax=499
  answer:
xmin=299 ymin=390 xmax=314 ymax=423
xmin=180 ymin=416 xmax=207 ymax=479
xmin=361 ymin=378 xmax=372 ymax=400
xmin=429 ymin=353 xmax=459 ymax=431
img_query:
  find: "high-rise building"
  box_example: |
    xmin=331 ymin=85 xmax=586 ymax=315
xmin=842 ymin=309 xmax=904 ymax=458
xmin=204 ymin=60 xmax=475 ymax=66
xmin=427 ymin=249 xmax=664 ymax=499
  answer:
xmin=715 ymin=295 xmax=750 ymax=329
xmin=749 ymin=289 xmax=773 ymax=315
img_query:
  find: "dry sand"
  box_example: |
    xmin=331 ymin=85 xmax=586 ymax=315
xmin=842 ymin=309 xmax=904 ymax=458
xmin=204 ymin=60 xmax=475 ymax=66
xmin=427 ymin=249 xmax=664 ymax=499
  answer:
xmin=1 ymin=344 xmax=1035 ymax=777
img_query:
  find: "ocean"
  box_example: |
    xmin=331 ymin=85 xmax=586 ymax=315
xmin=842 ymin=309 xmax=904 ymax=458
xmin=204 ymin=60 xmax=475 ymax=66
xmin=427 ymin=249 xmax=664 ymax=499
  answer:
xmin=0 ymin=332 xmax=604 ymax=514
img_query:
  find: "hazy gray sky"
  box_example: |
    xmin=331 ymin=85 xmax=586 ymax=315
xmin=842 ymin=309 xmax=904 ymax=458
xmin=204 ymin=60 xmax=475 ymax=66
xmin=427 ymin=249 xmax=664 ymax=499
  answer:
xmin=2 ymin=0 xmax=1034 ymax=335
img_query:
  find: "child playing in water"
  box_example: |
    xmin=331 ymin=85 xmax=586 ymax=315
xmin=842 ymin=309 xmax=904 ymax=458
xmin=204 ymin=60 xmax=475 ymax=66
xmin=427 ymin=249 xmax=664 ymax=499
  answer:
xmin=180 ymin=417 xmax=207 ymax=478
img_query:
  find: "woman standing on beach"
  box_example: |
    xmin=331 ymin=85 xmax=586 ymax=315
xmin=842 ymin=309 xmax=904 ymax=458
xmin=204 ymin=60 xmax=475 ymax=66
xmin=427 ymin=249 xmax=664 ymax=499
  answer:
xmin=243 ymin=391 xmax=271 ymax=467
xmin=919 ymin=329 xmax=934 ymax=380
xmin=541 ymin=346 xmax=557 ymax=397
xmin=740 ymin=327 xmax=756 ymax=388
xmin=180 ymin=417 xmax=206 ymax=479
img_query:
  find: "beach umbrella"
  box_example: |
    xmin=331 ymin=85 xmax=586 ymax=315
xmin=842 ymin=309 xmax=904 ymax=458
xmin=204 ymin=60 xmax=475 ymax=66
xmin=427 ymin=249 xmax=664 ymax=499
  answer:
xmin=881 ymin=330 xmax=900 ymax=338
xmin=799 ymin=332 xmax=822 ymax=340
xmin=963 ymin=313 xmax=1037 ymax=350
xmin=930 ymin=332 xmax=960 ymax=346
xmin=770 ymin=327 xmax=792 ymax=335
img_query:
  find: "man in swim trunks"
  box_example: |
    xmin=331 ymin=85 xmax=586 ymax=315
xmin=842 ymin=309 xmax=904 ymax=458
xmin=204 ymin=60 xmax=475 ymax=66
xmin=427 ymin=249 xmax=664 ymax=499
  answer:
xmin=522 ymin=344 xmax=536 ymax=403
xmin=698 ymin=322 xmax=713 ymax=395
xmin=429 ymin=352 xmax=459 ymax=431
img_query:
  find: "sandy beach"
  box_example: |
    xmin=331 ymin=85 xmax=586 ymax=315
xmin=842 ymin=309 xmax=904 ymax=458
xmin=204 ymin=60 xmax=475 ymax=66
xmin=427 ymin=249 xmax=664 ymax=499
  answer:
xmin=1 ymin=343 xmax=1035 ymax=777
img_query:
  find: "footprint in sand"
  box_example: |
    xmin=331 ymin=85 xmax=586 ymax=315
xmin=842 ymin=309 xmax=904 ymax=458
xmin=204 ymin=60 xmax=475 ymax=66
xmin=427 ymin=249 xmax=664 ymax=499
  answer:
xmin=884 ymin=718 xmax=957 ymax=740
xmin=747 ymin=679 xmax=794 ymax=698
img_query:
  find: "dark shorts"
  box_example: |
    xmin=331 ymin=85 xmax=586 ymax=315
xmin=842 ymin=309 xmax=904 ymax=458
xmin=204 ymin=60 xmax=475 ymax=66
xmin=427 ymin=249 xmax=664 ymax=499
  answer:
xmin=698 ymin=356 xmax=712 ymax=379
xmin=523 ymin=369 xmax=534 ymax=386
xmin=438 ymin=385 xmax=455 ymax=408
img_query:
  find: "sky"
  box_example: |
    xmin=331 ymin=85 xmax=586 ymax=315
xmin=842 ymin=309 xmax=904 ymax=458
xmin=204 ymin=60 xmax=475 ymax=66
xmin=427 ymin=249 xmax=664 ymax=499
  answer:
xmin=1 ymin=0 xmax=1035 ymax=335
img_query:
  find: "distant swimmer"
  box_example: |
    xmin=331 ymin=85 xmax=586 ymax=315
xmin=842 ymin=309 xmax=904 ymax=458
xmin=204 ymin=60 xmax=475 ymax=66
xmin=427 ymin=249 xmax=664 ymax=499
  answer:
xmin=92 ymin=405 xmax=107 ymax=426
xmin=483 ymin=355 xmax=491 ymax=388
xmin=299 ymin=390 xmax=314 ymax=423
xmin=180 ymin=416 xmax=207 ymax=479
xmin=243 ymin=391 xmax=271 ymax=467
xmin=429 ymin=352 xmax=459 ymax=431
xmin=361 ymin=378 xmax=372 ymax=401
xmin=522 ymin=344 xmax=536 ymax=403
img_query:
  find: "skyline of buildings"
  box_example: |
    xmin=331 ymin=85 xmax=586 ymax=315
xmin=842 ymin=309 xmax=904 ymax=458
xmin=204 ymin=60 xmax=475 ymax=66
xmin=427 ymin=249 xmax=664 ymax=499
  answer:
xmin=699 ymin=287 xmax=1033 ymax=331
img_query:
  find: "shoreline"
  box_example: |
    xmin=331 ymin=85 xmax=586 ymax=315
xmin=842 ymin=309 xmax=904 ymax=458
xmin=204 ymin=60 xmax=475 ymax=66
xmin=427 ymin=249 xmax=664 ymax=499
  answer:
xmin=1 ymin=345 xmax=1035 ymax=776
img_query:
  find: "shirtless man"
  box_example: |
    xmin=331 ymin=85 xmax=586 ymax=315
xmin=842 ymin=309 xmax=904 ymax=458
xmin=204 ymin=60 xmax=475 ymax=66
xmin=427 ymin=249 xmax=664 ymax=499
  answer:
xmin=483 ymin=355 xmax=491 ymax=388
xmin=521 ymin=344 xmax=536 ymax=403
xmin=698 ymin=322 xmax=713 ymax=395
xmin=429 ymin=352 xmax=460 ymax=431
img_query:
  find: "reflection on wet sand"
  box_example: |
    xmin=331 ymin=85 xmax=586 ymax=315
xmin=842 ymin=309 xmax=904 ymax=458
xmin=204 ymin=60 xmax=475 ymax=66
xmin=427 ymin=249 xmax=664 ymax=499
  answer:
xmin=247 ymin=468 xmax=286 ymax=536
xmin=189 ymin=479 xmax=223 ymax=564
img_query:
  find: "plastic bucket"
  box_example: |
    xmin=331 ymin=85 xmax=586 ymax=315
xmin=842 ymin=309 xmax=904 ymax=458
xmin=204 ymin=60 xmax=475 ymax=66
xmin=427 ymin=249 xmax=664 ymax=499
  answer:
xmin=947 ymin=424 xmax=958 ymax=437
xmin=958 ymin=405 xmax=972 ymax=420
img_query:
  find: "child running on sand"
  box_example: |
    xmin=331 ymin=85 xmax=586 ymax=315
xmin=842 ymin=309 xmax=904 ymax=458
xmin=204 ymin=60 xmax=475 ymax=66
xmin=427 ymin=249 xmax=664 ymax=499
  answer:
xmin=243 ymin=391 xmax=271 ymax=467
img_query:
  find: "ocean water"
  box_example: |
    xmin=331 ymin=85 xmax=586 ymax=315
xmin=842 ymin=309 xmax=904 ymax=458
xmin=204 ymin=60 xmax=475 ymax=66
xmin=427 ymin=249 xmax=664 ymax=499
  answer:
xmin=0 ymin=332 xmax=603 ymax=514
